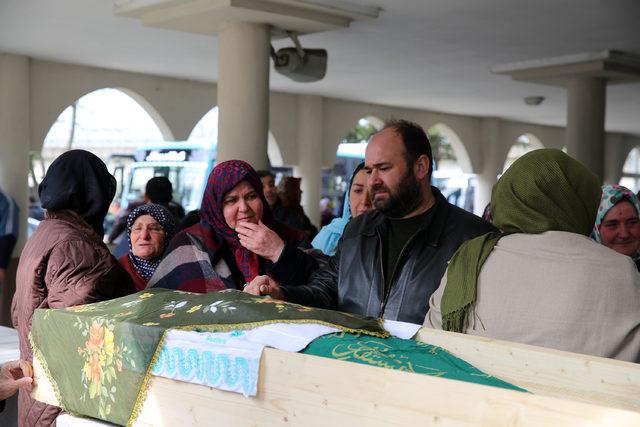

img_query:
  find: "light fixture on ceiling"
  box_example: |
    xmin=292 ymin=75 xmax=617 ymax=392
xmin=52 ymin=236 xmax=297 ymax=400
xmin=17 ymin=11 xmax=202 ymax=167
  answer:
xmin=271 ymin=31 xmax=327 ymax=83
xmin=524 ymin=96 xmax=545 ymax=106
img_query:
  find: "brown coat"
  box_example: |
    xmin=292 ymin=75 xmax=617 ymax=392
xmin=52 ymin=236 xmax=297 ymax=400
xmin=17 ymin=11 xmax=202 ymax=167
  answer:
xmin=11 ymin=210 xmax=135 ymax=427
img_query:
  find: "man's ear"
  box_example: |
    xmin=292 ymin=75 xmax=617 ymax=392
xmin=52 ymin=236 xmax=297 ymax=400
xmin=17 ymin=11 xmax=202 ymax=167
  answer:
xmin=143 ymin=194 xmax=150 ymax=203
xmin=414 ymin=154 xmax=430 ymax=180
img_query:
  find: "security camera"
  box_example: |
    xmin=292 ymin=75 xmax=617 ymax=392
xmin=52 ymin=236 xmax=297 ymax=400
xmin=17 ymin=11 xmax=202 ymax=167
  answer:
xmin=271 ymin=32 xmax=327 ymax=83
xmin=524 ymin=96 xmax=545 ymax=106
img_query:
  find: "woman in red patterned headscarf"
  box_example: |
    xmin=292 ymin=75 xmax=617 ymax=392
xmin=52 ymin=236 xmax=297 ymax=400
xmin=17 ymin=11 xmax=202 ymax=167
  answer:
xmin=148 ymin=160 xmax=318 ymax=292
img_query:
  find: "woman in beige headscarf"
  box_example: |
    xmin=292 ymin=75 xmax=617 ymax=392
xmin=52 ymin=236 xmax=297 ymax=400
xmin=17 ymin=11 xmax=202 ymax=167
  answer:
xmin=424 ymin=149 xmax=640 ymax=362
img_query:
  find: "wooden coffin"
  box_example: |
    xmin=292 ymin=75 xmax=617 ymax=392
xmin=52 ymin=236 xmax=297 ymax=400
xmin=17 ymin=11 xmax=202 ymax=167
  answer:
xmin=33 ymin=327 xmax=640 ymax=426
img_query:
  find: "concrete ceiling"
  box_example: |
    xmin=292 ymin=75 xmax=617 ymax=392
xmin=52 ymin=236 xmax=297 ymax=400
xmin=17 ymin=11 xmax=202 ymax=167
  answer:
xmin=1 ymin=0 xmax=639 ymax=135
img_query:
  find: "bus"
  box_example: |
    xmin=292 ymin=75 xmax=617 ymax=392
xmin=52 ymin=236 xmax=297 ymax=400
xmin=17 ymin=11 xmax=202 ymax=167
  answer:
xmin=120 ymin=141 xmax=216 ymax=212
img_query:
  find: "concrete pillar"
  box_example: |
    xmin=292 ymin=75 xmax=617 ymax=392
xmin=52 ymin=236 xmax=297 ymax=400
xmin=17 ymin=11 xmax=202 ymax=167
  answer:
xmin=293 ymin=95 xmax=323 ymax=227
xmin=0 ymin=54 xmax=30 ymax=326
xmin=474 ymin=118 xmax=504 ymax=217
xmin=603 ymin=133 xmax=626 ymax=185
xmin=0 ymin=54 xmax=30 ymax=251
xmin=216 ymin=22 xmax=271 ymax=169
xmin=566 ymin=77 xmax=606 ymax=181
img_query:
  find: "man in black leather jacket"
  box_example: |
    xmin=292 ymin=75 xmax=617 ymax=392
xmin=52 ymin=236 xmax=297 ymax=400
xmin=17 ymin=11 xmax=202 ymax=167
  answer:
xmin=245 ymin=120 xmax=496 ymax=324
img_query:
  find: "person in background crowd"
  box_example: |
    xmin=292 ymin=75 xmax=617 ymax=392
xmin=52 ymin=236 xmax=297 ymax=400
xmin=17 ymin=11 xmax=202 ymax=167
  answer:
xmin=176 ymin=208 xmax=201 ymax=233
xmin=312 ymin=162 xmax=372 ymax=256
xmin=257 ymin=170 xmax=279 ymax=208
xmin=319 ymin=197 xmax=337 ymax=227
xmin=277 ymin=176 xmax=318 ymax=240
xmin=246 ymin=120 xmax=495 ymax=324
xmin=109 ymin=176 xmax=185 ymax=257
xmin=144 ymin=176 xmax=186 ymax=221
xmin=481 ymin=202 xmax=492 ymax=223
xmin=257 ymin=170 xmax=315 ymax=247
xmin=12 ymin=150 xmax=136 ymax=426
xmin=27 ymin=195 xmax=45 ymax=221
xmin=0 ymin=359 xmax=32 ymax=411
xmin=119 ymin=204 xmax=176 ymax=291
xmin=592 ymin=184 xmax=640 ymax=271
xmin=148 ymin=160 xmax=318 ymax=292
xmin=424 ymin=149 xmax=640 ymax=363
xmin=0 ymin=188 xmax=19 ymax=288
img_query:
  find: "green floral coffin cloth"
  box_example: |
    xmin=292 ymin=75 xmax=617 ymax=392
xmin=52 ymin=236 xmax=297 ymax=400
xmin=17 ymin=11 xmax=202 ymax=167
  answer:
xmin=302 ymin=332 xmax=526 ymax=392
xmin=30 ymin=288 xmax=387 ymax=426
xmin=31 ymin=289 xmax=525 ymax=426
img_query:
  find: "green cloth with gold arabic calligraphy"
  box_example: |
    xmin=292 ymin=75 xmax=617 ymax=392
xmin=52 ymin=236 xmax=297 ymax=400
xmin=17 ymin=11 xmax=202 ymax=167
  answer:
xmin=302 ymin=332 xmax=527 ymax=392
xmin=30 ymin=288 xmax=387 ymax=426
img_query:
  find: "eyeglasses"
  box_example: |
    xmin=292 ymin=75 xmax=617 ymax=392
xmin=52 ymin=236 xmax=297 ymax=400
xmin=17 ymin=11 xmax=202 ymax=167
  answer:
xmin=131 ymin=225 xmax=165 ymax=235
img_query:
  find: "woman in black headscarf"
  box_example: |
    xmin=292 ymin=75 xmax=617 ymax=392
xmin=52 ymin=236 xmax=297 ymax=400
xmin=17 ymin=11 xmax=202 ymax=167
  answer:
xmin=11 ymin=150 xmax=135 ymax=427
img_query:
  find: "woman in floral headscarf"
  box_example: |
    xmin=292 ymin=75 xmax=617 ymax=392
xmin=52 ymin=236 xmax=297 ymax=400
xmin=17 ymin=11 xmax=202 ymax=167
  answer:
xmin=148 ymin=160 xmax=317 ymax=292
xmin=591 ymin=184 xmax=640 ymax=271
xmin=119 ymin=204 xmax=176 ymax=290
xmin=424 ymin=149 xmax=640 ymax=362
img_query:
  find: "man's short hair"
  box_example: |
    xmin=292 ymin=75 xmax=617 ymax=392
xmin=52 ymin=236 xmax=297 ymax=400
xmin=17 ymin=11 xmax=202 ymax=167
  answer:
xmin=381 ymin=119 xmax=433 ymax=179
xmin=256 ymin=170 xmax=274 ymax=179
xmin=145 ymin=176 xmax=173 ymax=204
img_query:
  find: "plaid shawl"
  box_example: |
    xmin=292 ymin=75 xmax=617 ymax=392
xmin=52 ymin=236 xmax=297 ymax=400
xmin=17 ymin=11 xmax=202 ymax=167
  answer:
xmin=148 ymin=160 xmax=298 ymax=292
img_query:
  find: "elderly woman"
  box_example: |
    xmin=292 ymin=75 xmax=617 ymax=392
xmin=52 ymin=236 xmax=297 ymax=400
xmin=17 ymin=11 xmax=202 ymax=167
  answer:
xmin=148 ymin=160 xmax=318 ymax=292
xmin=312 ymin=163 xmax=372 ymax=256
xmin=424 ymin=149 xmax=640 ymax=362
xmin=591 ymin=184 xmax=640 ymax=270
xmin=12 ymin=150 xmax=135 ymax=426
xmin=119 ymin=204 xmax=175 ymax=290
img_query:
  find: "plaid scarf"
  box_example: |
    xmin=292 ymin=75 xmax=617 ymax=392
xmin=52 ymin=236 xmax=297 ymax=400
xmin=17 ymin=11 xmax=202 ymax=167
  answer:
xmin=149 ymin=160 xmax=294 ymax=292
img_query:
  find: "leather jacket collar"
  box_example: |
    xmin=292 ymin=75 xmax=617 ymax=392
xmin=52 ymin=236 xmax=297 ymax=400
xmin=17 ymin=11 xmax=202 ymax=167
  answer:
xmin=361 ymin=186 xmax=449 ymax=247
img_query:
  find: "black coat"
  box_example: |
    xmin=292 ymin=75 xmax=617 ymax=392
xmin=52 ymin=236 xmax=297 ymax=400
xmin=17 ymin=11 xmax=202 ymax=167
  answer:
xmin=283 ymin=187 xmax=497 ymax=324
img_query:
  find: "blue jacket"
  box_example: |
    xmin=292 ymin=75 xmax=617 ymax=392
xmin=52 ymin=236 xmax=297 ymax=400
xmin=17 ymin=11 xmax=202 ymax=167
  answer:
xmin=311 ymin=163 xmax=364 ymax=256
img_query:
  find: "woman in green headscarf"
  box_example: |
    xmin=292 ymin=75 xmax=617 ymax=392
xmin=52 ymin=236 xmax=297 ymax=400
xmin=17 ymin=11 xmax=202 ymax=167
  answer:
xmin=424 ymin=149 xmax=640 ymax=362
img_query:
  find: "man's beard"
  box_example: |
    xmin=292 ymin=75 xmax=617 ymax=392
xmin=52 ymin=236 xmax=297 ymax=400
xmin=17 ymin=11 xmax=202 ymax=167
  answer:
xmin=370 ymin=170 xmax=423 ymax=218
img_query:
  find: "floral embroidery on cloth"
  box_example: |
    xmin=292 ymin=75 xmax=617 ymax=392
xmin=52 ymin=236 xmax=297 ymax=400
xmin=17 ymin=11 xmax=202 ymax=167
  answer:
xmin=29 ymin=288 xmax=386 ymax=426
xmin=76 ymin=318 xmax=136 ymax=419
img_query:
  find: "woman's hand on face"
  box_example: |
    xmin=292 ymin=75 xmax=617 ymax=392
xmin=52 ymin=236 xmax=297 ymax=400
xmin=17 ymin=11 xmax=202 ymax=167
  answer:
xmin=236 ymin=220 xmax=285 ymax=262
xmin=243 ymin=275 xmax=284 ymax=300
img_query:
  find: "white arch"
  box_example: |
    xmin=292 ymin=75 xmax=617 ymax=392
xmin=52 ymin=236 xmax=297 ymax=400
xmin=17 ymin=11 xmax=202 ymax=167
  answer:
xmin=363 ymin=115 xmax=384 ymax=131
xmin=117 ymin=87 xmax=174 ymax=140
xmin=429 ymin=123 xmax=473 ymax=174
xmin=185 ymin=105 xmax=283 ymax=167
xmin=523 ymin=132 xmax=544 ymax=150
xmin=268 ymin=131 xmax=284 ymax=167
xmin=503 ymin=133 xmax=545 ymax=173
xmin=42 ymin=88 xmax=166 ymax=157
xmin=187 ymin=106 xmax=218 ymax=144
